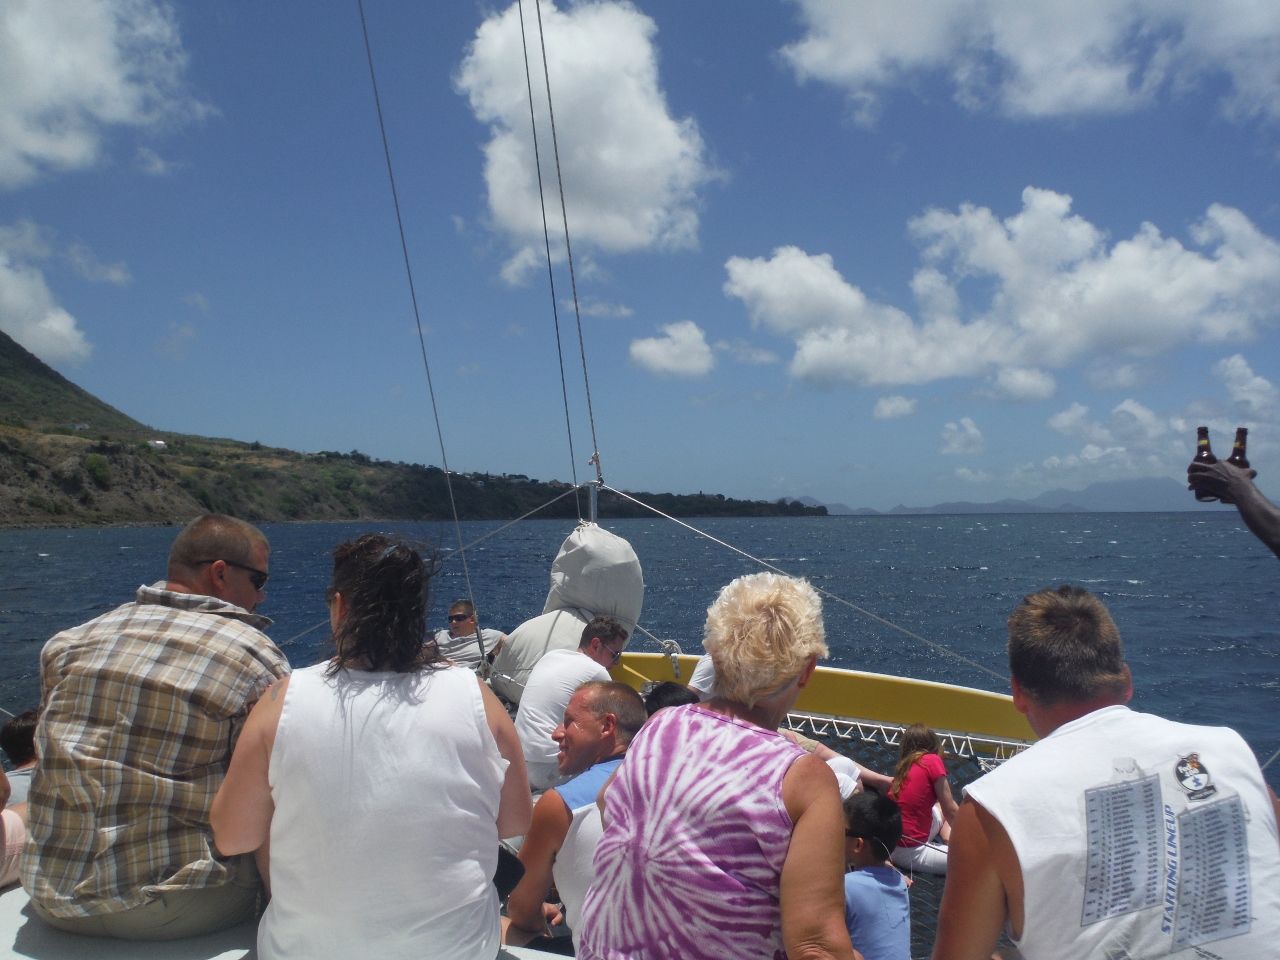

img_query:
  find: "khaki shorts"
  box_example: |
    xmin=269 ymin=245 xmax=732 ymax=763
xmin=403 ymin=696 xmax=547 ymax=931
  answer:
xmin=31 ymin=855 xmax=262 ymax=941
xmin=1 ymin=809 xmax=23 ymax=888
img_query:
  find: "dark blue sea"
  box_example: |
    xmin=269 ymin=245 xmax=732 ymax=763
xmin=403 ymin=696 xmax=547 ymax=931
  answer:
xmin=2 ymin=513 xmax=1276 ymax=787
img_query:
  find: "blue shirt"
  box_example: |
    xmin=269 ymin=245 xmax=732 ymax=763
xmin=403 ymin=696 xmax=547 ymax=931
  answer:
xmin=555 ymin=755 xmax=624 ymax=811
xmin=844 ymin=866 xmax=910 ymax=960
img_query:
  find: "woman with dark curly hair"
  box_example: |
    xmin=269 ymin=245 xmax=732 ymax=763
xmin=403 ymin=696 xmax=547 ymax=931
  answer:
xmin=212 ymin=534 xmax=531 ymax=959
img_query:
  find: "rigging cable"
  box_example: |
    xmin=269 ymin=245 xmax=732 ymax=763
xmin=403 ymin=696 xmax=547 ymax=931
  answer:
xmin=516 ymin=0 xmax=584 ymax=516
xmin=439 ymin=484 xmax=582 ymax=560
xmin=601 ymin=484 xmax=1009 ymax=683
xmin=356 ymin=0 xmax=488 ymax=669
xmin=531 ymin=0 xmax=602 ymax=484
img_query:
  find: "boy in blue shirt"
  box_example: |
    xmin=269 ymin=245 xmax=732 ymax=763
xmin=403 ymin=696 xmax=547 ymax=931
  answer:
xmin=843 ymin=791 xmax=911 ymax=960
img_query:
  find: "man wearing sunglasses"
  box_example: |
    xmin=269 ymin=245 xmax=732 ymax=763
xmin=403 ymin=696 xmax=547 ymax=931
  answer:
xmin=23 ymin=514 xmax=291 ymax=941
xmin=515 ymin=616 xmax=629 ymax=792
xmin=434 ymin=599 xmax=507 ymax=671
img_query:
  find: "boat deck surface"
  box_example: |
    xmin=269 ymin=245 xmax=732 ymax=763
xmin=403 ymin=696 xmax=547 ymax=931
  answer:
xmin=0 ymin=883 xmax=547 ymax=960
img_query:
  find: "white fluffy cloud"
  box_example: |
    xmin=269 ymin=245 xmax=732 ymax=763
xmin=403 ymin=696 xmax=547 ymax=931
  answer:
xmin=67 ymin=242 xmax=130 ymax=284
xmin=873 ymin=395 xmax=916 ymax=419
xmin=629 ymin=320 xmax=715 ymax=378
xmin=715 ymin=339 xmax=778 ymax=365
xmin=0 ymin=219 xmax=115 ymax=364
xmin=1048 ymin=398 xmax=1187 ymax=446
xmin=780 ymin=0 xmax=1280 ymax=122
xmin=456 ymin=1 xmax=715 ymax=283
xmin=940 ymin=416 xmax=983 ymax=454
xmin=723 ymin=187 xmax=1280 ymax=390
xmin=1214 ymin=354 xmax=1279 ymax=419
xmin=988 ymin=366 xmax=1056 ymax=401
xmin=1038 ymin=398 xmax=1191 ymax=483
xmin=0 ymin=0 xmax=207 ymax=188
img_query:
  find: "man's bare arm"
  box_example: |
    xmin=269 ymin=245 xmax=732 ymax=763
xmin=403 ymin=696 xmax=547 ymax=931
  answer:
xmin=931 ymin=800 xmax=1011 ymax=960
xmin=1188 ymin=462 xmax=1280 ymax=558
xmin=506 ymin=790 xmax=572 ymax=933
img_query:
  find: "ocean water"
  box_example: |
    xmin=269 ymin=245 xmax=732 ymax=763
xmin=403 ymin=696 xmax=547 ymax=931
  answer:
xmin=1 ymin=512 xmax=1277 ymax=787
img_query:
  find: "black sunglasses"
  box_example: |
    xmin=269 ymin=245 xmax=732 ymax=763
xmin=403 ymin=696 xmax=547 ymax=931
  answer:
xmin=199 ymin=559 xmax=268 ymax=591
xmin=448 ymin=613 xmax=473 ymax=623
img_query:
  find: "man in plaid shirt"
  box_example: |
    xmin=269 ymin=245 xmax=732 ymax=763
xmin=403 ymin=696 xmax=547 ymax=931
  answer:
xmin=22 ymin=514 xmax=291 ymax=940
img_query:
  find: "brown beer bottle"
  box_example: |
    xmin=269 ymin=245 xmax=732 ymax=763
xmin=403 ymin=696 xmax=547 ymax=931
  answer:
xmin=1226 ymin=427 xmax=1249 ymax=469
xmin=1192 ymin=426 xmax=1219 ymax=502
xmin=1221 ymin=427 xmax=1249 ymax=505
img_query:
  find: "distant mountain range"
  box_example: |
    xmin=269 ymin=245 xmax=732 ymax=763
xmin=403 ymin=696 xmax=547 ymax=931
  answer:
xmin=799 ymin=478 xmax=1236 ymax=515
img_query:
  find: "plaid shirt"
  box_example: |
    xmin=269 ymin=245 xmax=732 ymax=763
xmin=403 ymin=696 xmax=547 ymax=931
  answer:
xmin=22 ymin=583 xmax=290 ymax=917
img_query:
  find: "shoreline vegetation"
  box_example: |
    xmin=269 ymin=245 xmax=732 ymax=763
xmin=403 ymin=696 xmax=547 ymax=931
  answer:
xmin=0 ymin=330 xmax=825 ymax=529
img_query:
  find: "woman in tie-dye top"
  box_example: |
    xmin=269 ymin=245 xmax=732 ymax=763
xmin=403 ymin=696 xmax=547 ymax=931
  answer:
xmin=578 ymin=573 xmax=856 ymax=960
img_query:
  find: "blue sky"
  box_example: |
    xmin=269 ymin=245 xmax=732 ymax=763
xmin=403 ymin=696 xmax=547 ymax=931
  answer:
xmin=2 ymin=0 xmax=1279 ymax=511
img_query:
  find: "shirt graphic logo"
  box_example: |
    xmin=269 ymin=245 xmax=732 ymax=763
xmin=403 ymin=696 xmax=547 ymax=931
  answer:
xmin=1174 ymin=754 xmax=1218 ymax=801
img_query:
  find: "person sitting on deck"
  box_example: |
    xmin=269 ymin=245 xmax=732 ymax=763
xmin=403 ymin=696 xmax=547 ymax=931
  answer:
xmin=577 ymin=572 xmax=858 ymax=960
xmin=505 ymin=680 xmax=646 ymax=953
xmin=932 ymin=584 xmax=1280 ymax=960
xmin=515 ymin=615 xmax=629 ymax=792
xmin=0 ymin=709 xmax=37 ymax=889
xmin=843 ymin=792 xmax=910 ymax=960
xmin=489 ymin=523 xmax=643 ymax=705
xmin=22 ymin=514 xmax=290 ymax=940
xmin=210 ymin=534 xmax=532 ymax=960
xmin=887 ymin=724 xmax=957 ymax=877
xmin=435 ymin=599 xmax=506 ymax=670
xmin=0 ymin=709 xmax=37 ymax=807
xmin=1 ymin=771 xmax=17 ymax=889
xmin=643 ymin=680 xmax=699 ymax=715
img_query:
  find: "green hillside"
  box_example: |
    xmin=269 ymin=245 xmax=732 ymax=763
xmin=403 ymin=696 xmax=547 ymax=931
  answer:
xmin=0 ymin=329 xmax=825 ymax=528
xmin=0 ymin=330 xmax=148 ymax=435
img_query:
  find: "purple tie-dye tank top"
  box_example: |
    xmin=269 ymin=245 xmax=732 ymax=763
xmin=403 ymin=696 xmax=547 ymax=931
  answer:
xmin=578 ymin=703 xmax=806 ymax=960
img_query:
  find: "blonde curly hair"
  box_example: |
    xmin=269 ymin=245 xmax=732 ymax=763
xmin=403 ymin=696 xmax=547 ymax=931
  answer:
xmin=703 ymin=572 xmax=827 ymax=707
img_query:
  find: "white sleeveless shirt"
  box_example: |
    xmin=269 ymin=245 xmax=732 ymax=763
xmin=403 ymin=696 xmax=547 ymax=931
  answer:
xmin=965 ymin=706 xmax=1280 ymax=960
xmin=259 ymin=663 xmax=508 ymax=960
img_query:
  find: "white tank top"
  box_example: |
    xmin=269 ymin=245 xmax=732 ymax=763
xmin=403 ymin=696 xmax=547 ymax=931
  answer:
xmin=965 ymin=705 xmax=1280 ymax=960
xmin=551 ymin=756 xmax=622 ymax=948
xmin=259 ymin=663 xmax=508 ymax=960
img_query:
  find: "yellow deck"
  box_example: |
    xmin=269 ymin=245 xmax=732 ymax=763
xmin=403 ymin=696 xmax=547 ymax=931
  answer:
xmin=614 ymin=653 xmax=1036 ymax=742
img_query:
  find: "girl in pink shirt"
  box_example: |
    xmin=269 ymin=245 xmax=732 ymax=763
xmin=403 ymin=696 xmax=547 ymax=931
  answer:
xmin=887 ymin=724 xmax=958 ymax=876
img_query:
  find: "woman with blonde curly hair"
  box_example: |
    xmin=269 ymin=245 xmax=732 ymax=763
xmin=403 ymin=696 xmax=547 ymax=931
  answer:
xmin=578 ymin=572 xmax=856 ymax=960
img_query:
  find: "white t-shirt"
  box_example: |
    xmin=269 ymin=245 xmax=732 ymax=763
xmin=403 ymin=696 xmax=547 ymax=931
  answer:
xmin=434 ymin=627 xmax=504 ymax=670
xmin=260 ymin=664 xmax=507 ymax=960
xmin=514 ymin=649 xmax=610 ymax=765
xmin=965 ymin=705 xmax=1280 ymax=960
xmin=687 ymin=654 xmax=717 ymax=701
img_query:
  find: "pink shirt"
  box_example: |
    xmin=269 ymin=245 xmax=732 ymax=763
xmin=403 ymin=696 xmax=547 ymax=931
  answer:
xmin=578 ymin=704 xmax=805 ymax=960
xmin=892 ymin=752 xmax=946 ymax=847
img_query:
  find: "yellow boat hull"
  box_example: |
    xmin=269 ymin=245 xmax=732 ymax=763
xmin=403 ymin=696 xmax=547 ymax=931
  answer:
xmin=614 ymin=652 xmax=1035 ymax=744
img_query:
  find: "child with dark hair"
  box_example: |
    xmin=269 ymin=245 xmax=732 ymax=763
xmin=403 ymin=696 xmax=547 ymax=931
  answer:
xmin=2 ymin=707 xmax=37 ymax=888
xmin=1 ymin=708 xmax=37 ymax=804
xmin=843 ymin=792 xmax=910 ymax=960
xmin=642 ymin=681 xmax=700 ymax=716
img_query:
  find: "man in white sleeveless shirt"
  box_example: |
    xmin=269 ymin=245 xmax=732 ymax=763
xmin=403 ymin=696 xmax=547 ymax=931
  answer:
xmin=515 ymin=616 xmax=629 ymax=792
xmin=934 ymin=585 xmax=1280 ymax=960
xmin=505 ymin=681 xmax=646 ymax=951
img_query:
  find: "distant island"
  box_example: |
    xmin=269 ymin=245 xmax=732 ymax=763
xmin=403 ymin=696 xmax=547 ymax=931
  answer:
xmin=798 ymin=477 xmax=1234 ymax=515
xmin=0 ymin=329 xmax=825 ymax=528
